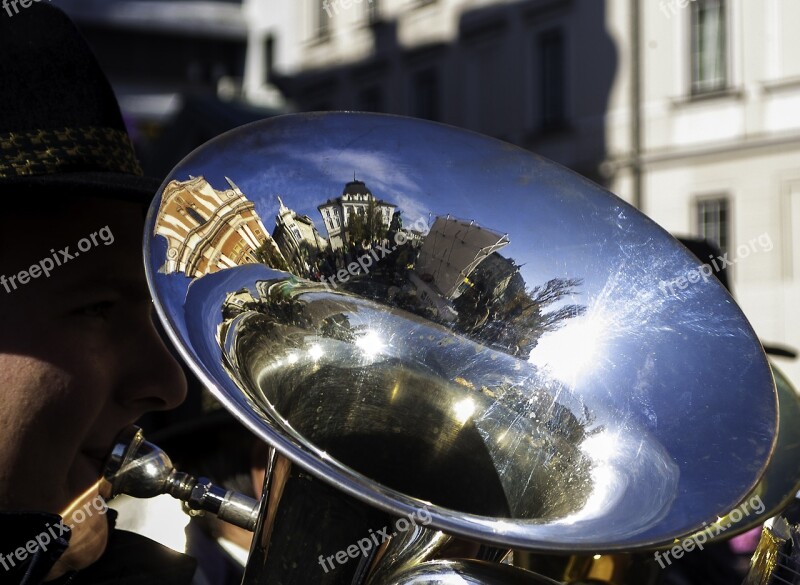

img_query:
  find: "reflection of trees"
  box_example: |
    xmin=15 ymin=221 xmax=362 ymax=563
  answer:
xmin=319 ymin=313 xmax=356 ymax=343
xmin=515 ymin=278 xmax=586 ymax=333
xmin=387 ymin=210 xmax=402 ymax=242
xmin=481 ymin=378 xmax=596 ymax=445
xmin=347 ymin=197 xmax=388 ymax=247
xmin=220 ymin=280 xmax=363 ymax=349
xmin=254 ymin=241 xmax=289 ymax=271
xmin=454 ymin=273 xmax=586 ymax=357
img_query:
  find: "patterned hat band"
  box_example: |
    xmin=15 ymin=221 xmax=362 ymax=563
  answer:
xmin=0 ymin=126 xmax=143 ymax=178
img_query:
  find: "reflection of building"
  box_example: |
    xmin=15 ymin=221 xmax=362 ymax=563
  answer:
xmin=416 ymin=216 xmax=509 ymax=299
xmin=155 ymin=175 xmax=285 ymax=277
xmin=273 ymin=196 xmax=328 ymax=274
xmin=318 ymin=180 xmax=396 ymax=250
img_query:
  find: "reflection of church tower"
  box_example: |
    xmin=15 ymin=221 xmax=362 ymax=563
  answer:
xmin=317 ymin=180 xmax=396 ymax=251
xmin=272 ymin=196 xmax=328 ymax=275
xmin=155 ymin=176 xmax=286 ymax=277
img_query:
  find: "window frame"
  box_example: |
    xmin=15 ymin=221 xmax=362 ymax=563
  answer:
xmin=695 ymin=195 xmax=731 ymax=256
xmin=410 ymin=67 xmax=441 ymax=122
xmin=689 ymin=0 xmax=729 ymax=95
xmin=537 ymin=27 xmax=568 ymax=132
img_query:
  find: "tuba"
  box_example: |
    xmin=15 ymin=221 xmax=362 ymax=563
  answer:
xmin=105 ymin=112 xmax=791 ymax=583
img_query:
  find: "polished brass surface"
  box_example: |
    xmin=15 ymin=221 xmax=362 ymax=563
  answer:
xmin=385 ymin=559 xmax=563 ymax=584
xmin=141 ymin=112 xmax=779 ymax=582
xmin=513 ymin=551 xmax=661 ymax=585
xmin=742 ymin=518 xmax=798 ymax=585
xmin=671 ymin=363 xmax=800 ymax=546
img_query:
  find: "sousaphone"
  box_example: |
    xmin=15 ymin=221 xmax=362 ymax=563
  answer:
xmin=114 ymin=113 xmax=779 ymax=583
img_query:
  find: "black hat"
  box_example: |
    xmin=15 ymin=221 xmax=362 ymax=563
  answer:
xmin=0 ymin=4 xmax=160 ymax=202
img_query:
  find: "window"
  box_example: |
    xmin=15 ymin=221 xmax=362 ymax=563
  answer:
xmin=691 ymin=0 xmax=728 ymax=94
xmin=465 ymin=41 xmax=499 ymax=134
xmin=316 ymin=0 xmax=331 ymax=39
xmin=264 ymin=35 xmax=275 ymax=80
xmin=186 ymin=207 xmax=207 ymax=226
xmin=697 ymin=197 xmax=730 ymax=254
xmin=365 ymin=0 xmax=380 ymax=23
xmin=538 ymin=29 xmax=566 ymax=131
xmin=412 ymin=68 xmax=440 ymax=121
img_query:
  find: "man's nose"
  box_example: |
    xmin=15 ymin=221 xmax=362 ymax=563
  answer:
xmin=117 ymin=319 xmax=188 ymax=414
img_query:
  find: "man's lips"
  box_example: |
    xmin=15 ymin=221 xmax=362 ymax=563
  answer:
xmin=83 ymin=426 xmax=135 ymax=471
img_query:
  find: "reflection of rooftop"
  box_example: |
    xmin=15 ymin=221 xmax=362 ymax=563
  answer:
xmin=318 ymin=178 xmax=396 ymax=208
xmin=416 ymin=216 xmax=509 ymax=299
xmin=342 ymin=179 xmax=371 ymax=197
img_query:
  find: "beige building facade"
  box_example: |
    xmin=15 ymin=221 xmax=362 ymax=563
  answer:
xmin=155 ymin=175 xmax=285 ymax=277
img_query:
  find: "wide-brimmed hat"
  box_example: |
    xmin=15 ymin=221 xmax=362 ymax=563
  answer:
xmin=0 ymin=4 xmax=160 ymax=203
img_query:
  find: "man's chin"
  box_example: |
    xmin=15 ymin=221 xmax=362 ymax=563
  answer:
xmin=48 ymin=476 xmax=111 ymax=580
xmin=45 ymin=508 xmax=109 ymax=580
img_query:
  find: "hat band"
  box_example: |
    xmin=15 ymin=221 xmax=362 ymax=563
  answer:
xmin=0 ymin=126 xmax=143 ymax=178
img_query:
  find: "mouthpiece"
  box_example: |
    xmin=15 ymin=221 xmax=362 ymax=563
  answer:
xmin=99 ymin=425 xmax=260 ymax=531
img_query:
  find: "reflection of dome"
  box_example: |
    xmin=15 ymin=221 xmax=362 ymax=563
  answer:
xmin=342 ymin=180 xmax=372 ymax=197
xmin=318 ymin=178 xmax=396 ymax=251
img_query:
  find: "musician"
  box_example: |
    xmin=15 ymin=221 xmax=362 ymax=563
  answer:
xmin=0 ymin=6 xmax=195 ymax=584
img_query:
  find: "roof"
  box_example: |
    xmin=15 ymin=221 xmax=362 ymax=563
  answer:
xmin=342 ymin=179 xmax=372 ymax=197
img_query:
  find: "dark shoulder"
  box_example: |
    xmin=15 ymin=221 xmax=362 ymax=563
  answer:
xmin=0 ymin=510 xmax=70 ymax=585
xmin=65 ymin=529 xmax=197 ymax=585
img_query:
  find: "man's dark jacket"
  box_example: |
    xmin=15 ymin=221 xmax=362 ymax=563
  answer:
xmin=0 ymin=510 xmax=196 ymax=584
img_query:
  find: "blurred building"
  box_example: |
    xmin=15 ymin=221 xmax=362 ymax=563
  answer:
xmin=416 ymin=216 xmax=509 ymax=299
xmin=260 ymin=0 xmax=618 ymax=187
xmin=53 ymin=0 xmax=288 ymax=176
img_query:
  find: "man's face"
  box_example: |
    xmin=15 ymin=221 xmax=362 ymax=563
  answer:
xmin=0 ymin=197 xmax=187 ymax=514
